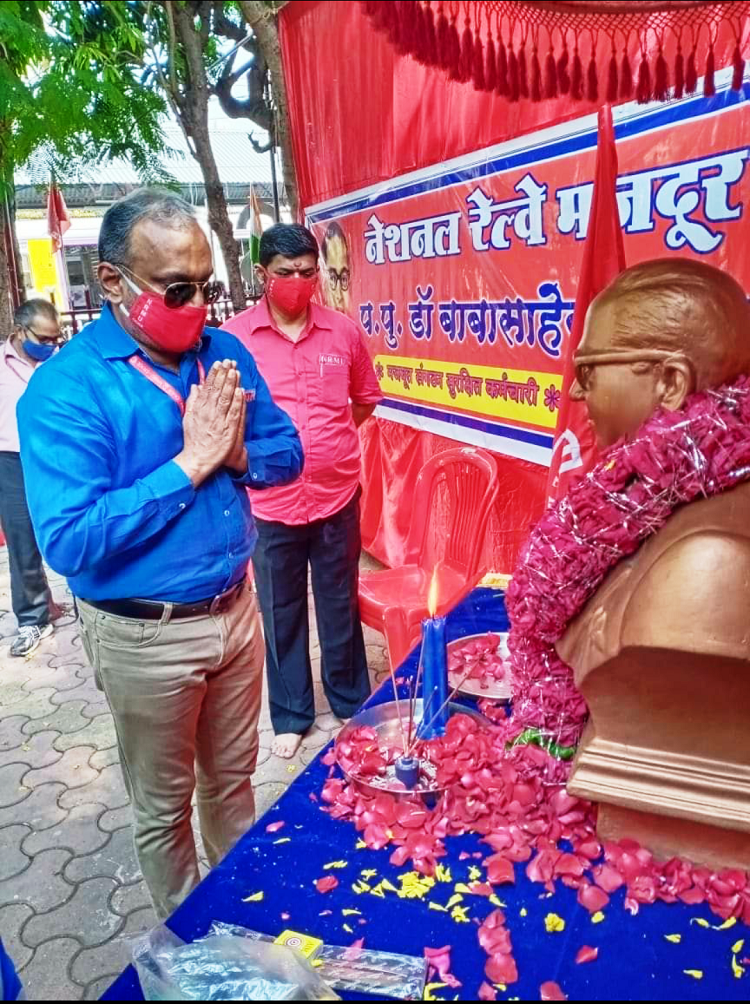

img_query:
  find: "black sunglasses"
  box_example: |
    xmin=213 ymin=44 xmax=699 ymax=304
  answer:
xmin=119 ymin=266 xmax=225 ymax=310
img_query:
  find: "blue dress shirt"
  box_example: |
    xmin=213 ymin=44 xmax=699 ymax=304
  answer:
xmin=17 ymin=304 xmax=304 ymax=603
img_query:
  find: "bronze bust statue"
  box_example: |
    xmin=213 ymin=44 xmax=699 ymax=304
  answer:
xmin=556 ymin=258 xmax=750 ymax=870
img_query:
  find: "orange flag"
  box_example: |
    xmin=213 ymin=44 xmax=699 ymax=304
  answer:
xmin=47 ymin=179 xmax=71 ymax=254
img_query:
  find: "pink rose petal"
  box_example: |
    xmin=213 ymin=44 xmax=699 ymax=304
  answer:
xmin=541 ymin=981 xmax=567 ymax=1000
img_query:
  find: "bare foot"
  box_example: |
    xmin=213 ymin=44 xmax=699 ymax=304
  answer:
xmin=272 ymin=733 xmax=303 ymax=759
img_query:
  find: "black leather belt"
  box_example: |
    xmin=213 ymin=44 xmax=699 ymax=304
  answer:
xmin=81 ymin=579 xmax=246 ymax=621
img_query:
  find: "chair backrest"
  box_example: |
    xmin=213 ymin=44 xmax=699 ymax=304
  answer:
xmin=404 ymin=447 xmax=500 ymax=575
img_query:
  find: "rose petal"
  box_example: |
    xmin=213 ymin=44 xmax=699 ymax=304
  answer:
xmin=265 ymin=820 xmax=285 ymax=833
xmin=315 ymin=876 xmax=339 ymax=894
xmin=478 ymin=982 xmax=497 ymax=1001
xmin=575 ymin=946 xmax=599 ymax=965
xmin=578 ymin=883 xmax=610 ymax=914
xmin=485 ymin=953 xmax=519 ymax=985
xmin=541 ymin=980 xmax=567 ymax=1000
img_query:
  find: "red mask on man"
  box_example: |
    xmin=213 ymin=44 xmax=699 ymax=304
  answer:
xmin=120 ymin=275 xmax=207 ymax=354
xmin=265 ymin=273 xmax=318 ymax=319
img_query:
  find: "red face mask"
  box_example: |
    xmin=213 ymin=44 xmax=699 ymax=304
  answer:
xmin=121 ymin=276 xmax=207 ymax=354
xmin=265 ymin=273 xmax=318 ymax=318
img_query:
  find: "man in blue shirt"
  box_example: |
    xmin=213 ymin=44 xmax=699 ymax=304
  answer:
xmin=18 ymin=188 xmax=303 ymax=919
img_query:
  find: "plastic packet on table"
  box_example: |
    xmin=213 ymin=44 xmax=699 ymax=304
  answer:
xmin=208 ymin=923 xmax=428 ymax=1000
xmin=131 ymin=923 xmax=340 ymax=1001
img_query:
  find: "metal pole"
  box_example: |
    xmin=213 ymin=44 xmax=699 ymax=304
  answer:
xmin=269 ymin=134 xmax=281 ymax=223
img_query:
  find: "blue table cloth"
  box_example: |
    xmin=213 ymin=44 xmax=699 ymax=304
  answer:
xmin=103 ymin=589 xmax=747 ymax=1001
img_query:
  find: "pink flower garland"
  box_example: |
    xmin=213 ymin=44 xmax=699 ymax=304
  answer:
xmin=506 ymin=374 xmax=750 ymax=748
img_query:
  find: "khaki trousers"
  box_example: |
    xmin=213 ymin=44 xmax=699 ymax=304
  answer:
xmin=77 ymin=584 xmax=264 ymax=919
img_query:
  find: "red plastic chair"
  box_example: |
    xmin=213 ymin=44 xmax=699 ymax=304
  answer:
xmin=359 ymin=447 xmax=500 ymax=670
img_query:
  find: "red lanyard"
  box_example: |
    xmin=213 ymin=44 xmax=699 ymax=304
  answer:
xmin=128 ymin=355 xmax=206 ymax=416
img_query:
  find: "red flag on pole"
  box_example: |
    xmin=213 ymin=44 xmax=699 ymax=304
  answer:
xmin=547 ymin=104 xmax=626 ymax=502
xmin=47 ymin=179 xmax=71 ymax=254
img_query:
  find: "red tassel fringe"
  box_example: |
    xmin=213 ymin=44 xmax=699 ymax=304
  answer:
xmin=496 ymin=37 xmax=508 ymax=95
xmin=607 ymin=50 xmax=619 ymax=102
xmin=733 ymin=43 xmax=746 ymax=92
xmin=558 ymin=44 xmax=571 ymax=95
xmin=653 ymin=49 xmax=669 ymax=102
xmin=362 ymin=3 xmax=742 ymax=105
xmin=436 ymin=6 xmax=451 ymax=69
xmin=396 ymin=0 xmax=415 ymax=56
xmin=674 ymin=47 xmax=685 ymax=99
xmin=459 ymin=17 xmax=474 ymax=82
xmin=485 ymin=35 xmax=497 ymax=92
xmin=422 ymin=4 xmax=438 ymax=66
xmin=473 ymin=36 xmax=486 ymax=90
xmin=446 ymin=17 xmax=462 ymax=81
xmin=686 ymin=48 xmax=698 ymax=93
xmin=531 ymin=48 xmax=542 ymax=102
xmin=519 ymin=43 xmax=529 ymax=98
xmin=704 ymin=45 xmax=716 ymax=97
xmin=637 ymin=52 xmax=651 ymax=103
xmin=587 ymin=51 xmax=598 ymax=102
xmin=571 ymin=48 xmax=584 ymax=100
xmin=545 ymin=49 xmax=558 ymax=99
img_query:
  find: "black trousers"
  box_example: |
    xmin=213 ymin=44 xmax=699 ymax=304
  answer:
xmin=0 ymin=452 xmax=51 ymax=628
xmin=253 ymin=487 xmax=371 ymax=735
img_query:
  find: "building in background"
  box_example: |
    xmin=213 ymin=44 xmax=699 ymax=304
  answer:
xmin=14 ymin=104 xmax=286 ymax=320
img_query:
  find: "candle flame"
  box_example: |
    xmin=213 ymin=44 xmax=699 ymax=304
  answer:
xmin=428 ymin=567 xmax=439 ymax=618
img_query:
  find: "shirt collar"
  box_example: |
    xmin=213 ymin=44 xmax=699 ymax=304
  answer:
xmin=95 ymin=302 xmax=212 ymax=359
xmin=245 ymin=296 xmax=334 ymax=339
xmin=2 ymin=339 xmax=29 ymax=366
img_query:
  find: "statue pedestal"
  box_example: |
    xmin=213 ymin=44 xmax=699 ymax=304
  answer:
xmin=568 ymin=725 xmax=750 ymax=871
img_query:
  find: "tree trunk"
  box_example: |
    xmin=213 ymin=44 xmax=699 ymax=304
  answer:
xmin=169 ymin=4 xmax=247 ymax=313
xmin=0 ymin=206 xmax=13 ymax=337
xmin=239 ymin=1 xmax=299 ymax=220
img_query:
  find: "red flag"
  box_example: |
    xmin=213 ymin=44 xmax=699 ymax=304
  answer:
xmin=47 ymin=181 xmax=71 ymax=254
xmin=547 ymin=104 xmax=626 ymax=502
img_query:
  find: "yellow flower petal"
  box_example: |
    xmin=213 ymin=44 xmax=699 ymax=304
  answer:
xmin=324 ymin=860 xmax=348 ymax=870
xmin=273 ymin=837 xmax=291 ymax=845
xmin=714 ymin=917 xmax=737 ymax=931
xmin=468 ymin=866 xmax=482 ymax=882
xmin=343 ymin=924 xmax=354 ymax=934
xmin=360 ymin=869 xmax=378 ymax=881
xmin=242 ymin=891 xmax=264 ymax=903
xmin=731 ymin=939 xmax=745 ymax=955
xmin=423 ymin=983 xmax=447 ymax=1001
xmin=520 ymin=908 xmax=528 ymax=918
xmin=356 ymin=840 xmax=366 ymax=850
xmin=381 ymin=879 xmax=398 ymax=893
xmin=665 ymin=934 xmax=682 ymax=944
xmin=453 ymin=883 xmax=472 ymax=895
xmin=683 ymin=970 xmax=704 ymax=980
xmin=690 ymin=918 xmax=711 ymax=929
xmin=429 ymin=902 xmax=448 ymax=912
xmin=342 ymin=909 xmax=361 ymax=917
xmin=369 ymin=883 xmax=386 ymax=899
xmin=591 ymin=911 xmax=606 ymax=924
xmin=446 ymin=894 xmax=464 ymax=910
xmin=435 ymin=864 xmax=452 ymax=883
xmin=489 ymin=895 xmax=507 ymax=909
xmin=545 ymin=912 xmax=566 ymax=933
xmin=732 ymin=955 xmax=745 ymax=980
xmin=451 ymin=906 xmax=470 ymax=924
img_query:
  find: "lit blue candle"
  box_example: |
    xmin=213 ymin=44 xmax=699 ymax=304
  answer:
xmin=417 ymin=613 xmax=449 ymax=740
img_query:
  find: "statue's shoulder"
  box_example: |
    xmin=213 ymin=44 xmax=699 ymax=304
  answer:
xmin=621 ymin=494 xmax=750 ymax=657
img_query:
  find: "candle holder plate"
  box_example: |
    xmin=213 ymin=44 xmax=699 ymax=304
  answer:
xmin=447 ymin=632 xmax=512 ymax=702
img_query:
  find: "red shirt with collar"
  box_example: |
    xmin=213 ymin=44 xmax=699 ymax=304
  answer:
xmin=222 ymin=298 xmax=383 ymax=525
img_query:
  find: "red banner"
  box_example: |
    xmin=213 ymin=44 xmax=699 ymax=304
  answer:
xmin=281 ymin=1 xmax=750 ymax=572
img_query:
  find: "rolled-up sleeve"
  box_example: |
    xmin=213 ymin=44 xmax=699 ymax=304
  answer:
xmin=18 ymin=370 xmax=196 ymax=578
xmin=351 ymin=327 xmax=384 ymax=405
xmin=236 ymin=348 xmax=304 ymax=490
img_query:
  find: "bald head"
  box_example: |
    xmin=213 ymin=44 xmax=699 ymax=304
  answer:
xmin=589 ymin=258 xmax=750 ymax=390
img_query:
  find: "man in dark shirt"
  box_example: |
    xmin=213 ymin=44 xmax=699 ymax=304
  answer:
xmin=18 ymin=188 xmax=303 ymax=918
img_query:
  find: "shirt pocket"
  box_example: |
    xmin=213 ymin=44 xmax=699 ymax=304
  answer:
xmin=319 ymin=356 xmax=350 ymax=408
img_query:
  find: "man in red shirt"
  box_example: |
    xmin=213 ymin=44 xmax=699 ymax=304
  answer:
xmin=223 ymin=224 xmax=383 ymax=758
